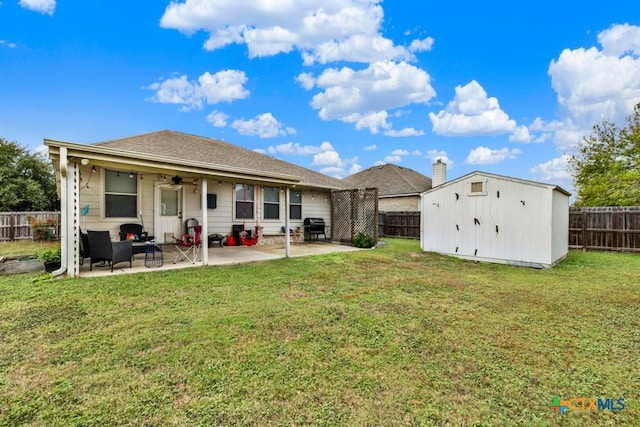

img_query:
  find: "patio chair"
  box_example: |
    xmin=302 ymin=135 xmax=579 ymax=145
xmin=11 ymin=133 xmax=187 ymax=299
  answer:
xmin=88 ymin=230 xmax=133 ymax=272
xmin=119 ymin=223 xmax=151 ymax=259
xmin=79 ymin=228 xmax=90 ymax=265
xmin=173 ymin=225 xmax=202 ymax=264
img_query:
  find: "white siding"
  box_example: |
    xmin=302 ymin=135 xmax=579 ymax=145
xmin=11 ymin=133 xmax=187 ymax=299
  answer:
xmin=422 ymin=173 xmax=569 ymax=268
xmin=76 ymin=170 xmax=336 ymax=243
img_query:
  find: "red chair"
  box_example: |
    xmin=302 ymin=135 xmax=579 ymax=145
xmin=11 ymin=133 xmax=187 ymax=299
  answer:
xmin=173 ymin=225 xmax=202 ymax=264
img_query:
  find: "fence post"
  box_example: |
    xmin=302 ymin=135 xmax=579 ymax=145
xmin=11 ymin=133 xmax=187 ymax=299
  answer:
xmin=582 ymin=210 xmax=587 ymax=251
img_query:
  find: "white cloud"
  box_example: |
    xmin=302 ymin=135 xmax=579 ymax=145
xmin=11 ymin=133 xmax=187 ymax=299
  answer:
xmin=306 ymin=34 xmax=414 ymax=65
xmin=282 ymin=141 xmax=356 ymax=178
xmin=266 ymin=141 xmax=331 ymax=156
xmin=508 ymin=125 xmax=533 ymax=143
xmin=265 ymin=140 xmax=357 ymax=177
xmin=384 ymin=127 xmax=425 ymax=137
xmin=146 ymin=70 xmax=249 ymax=110
xmin=429 ymin=80 xmax=517 ymax=136
xmin=598 ymin=23 xmax=640 ymax=57
xmin=530 ymin=154 xmax=572 ymax=181
xmin=19 ymin=0 xmax=55 ymax=15
xmin=231 ymin=113 xmax=295 ymax=138
xmin=295 ymin=72 xmax=315 ymax=90
xmin=305 ymin=60 xmax=435 ymax=133
xmin=547 ymin=23 xmax=640 ymax=148
xmin=426 ymin=149 xmax=453 ymax=168
xmin=0 ymin=40 xmax=17 ymax=49
xmin=381 ymin=148 xmax=410 ymax=164
xmin=464 ymin=146 xmax=522 ymax=165
xmin=349 ymin=163 xmax=363 ymax=175
xmin=409 ymin=37 xmax=435 ymax=53
xmin=364 ymin=144 xmax=377 ymax=151
xmin=206 ymin=110 xmax=229 ymax=127
xmin=160 ymin=0 xmax=419 ymax=65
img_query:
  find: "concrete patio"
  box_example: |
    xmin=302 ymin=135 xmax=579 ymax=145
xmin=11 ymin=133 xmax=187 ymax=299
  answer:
xmin=78 ymin=241 xmax=362 ymax=277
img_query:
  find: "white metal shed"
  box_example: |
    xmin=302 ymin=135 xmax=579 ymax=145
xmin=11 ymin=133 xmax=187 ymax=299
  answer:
xmin=420 ymin=171 xmax=571 ymax=268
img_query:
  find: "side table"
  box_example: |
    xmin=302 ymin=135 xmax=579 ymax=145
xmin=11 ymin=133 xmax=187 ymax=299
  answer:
xmin=144 ymin=242 xmax=164 ymax=268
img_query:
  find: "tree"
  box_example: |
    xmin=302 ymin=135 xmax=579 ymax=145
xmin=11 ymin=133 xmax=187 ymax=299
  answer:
xmin=0 ymin=137 xmax=59 ymax=211
xmin=569 ymin=102 xmax=640 ymax=206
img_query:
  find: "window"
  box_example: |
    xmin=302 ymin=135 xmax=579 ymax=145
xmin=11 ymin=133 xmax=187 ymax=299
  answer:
xmin=105 ymin=170 xmax=137 ymax=217
xmin=235 ymin=184 xmax=254 ymax=219
xmin=470 ymin=181 xmax=485 ymax=193
xmin=263 ymin=186 xmax=280 ymax=220
xmin=289 ymin=189 xmax=302 ymax=220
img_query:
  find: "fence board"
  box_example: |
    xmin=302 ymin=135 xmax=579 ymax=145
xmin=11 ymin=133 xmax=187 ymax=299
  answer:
xmin=0 ymin=211 xmax=61 ymax=241
xmin=379 ymin=211 xmax=421 ymax=239
xmin=569 ymin=207 xmax=640 ymax=252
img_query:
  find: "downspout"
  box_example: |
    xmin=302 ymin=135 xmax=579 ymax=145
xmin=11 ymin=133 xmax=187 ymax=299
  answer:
xmin=52 ymin=146 xmax=68 ymax=277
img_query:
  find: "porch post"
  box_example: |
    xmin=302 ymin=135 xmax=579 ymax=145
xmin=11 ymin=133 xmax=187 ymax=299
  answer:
xmin=201 ymin=178 xmax=208 ymax=265
xmin=285 ymin=187 xmax=290 ymax=258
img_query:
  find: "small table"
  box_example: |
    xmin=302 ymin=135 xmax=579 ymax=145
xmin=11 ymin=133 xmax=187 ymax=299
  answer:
xmin=133 ymin=242 xmax=164 ymax=267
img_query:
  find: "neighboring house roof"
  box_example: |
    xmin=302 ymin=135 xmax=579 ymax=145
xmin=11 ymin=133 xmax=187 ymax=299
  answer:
xmin=58 ymin=130 xmax=348 ymax=190
xmin=343 ymin=163 xmax=432 ymax=197
xmin=422 ymin=171 xmax=571 ymax=196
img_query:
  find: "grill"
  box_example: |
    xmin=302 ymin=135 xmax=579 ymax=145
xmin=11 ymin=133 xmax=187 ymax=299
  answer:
xmin=303 ymin=217 xmax=327 ymax=241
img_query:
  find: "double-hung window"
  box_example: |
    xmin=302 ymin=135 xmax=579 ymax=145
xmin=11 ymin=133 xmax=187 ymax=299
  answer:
xmin=235 ymin=184 xmax=254 ymax=219
xmin=263 ymin=186 xmax=280 ymax=220
xmin=289 ymin=189 xmax=302 ymax=220
xmin=105 ymin=170 xmax=137 ymax=217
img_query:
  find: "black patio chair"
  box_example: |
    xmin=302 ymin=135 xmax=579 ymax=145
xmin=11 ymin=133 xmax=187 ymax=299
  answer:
xmin=88 ymin=230 xmax=133 ymax=272
xmin=79 ymin=228 xmax=90 ymax=266
xmin=119 ymin=223 xmax=152 ymax=259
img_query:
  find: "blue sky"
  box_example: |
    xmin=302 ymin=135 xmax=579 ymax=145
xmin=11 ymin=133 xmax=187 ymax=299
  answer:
xmin=2 ymin=1 xmax=639 ymax=192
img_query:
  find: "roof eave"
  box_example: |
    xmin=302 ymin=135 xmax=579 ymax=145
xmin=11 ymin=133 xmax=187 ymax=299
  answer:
xmin=45 ymin=138 xmax=302 ymax=185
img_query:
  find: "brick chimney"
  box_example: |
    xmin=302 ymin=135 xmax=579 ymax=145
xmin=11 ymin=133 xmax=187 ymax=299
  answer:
xmin=432 ymin=159 xmax=447 ymax=187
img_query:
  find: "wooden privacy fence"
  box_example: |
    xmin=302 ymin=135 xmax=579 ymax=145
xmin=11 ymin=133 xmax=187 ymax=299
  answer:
xmin=0 ymin=211 xmax=61 ymax=241
xmin=569 ymin=207 xmax=640 ymax=252
xmin=379 ymin=211 xmax=421 ymax=239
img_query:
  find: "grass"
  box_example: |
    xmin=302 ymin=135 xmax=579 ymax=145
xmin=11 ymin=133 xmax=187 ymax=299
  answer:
xmin=0 ymin=239 xmax=638 ymax=426
xmin=0 ymin=240 xmax=59 ymax=258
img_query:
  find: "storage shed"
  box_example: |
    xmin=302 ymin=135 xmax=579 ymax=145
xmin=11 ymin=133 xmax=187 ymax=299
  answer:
xmin=420 ymin=171 xmax=571 ymax=268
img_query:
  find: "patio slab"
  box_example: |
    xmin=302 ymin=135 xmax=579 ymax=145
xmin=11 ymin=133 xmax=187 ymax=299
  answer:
xmin=78 ymin=242 xmax=361 ymax=277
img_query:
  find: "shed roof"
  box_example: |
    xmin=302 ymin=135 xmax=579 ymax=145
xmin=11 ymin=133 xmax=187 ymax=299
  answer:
xmin=343 ymin=163 xmax=432 ymax=196
xmin=423 ymin=171 xmax=571 ymax=196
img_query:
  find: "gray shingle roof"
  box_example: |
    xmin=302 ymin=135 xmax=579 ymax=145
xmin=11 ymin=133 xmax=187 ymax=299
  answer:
xmin=343 ymin=163 xmax=432 ymax=196
xmin=93 ymin=130 xmax=348 ymax=190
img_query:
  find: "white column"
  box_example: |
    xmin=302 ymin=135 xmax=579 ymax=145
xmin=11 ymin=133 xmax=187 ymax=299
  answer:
xmin=285 ymin=187 xmax=290 ymax=258
xmin=201 ymin=178 xmax=208 ymax=265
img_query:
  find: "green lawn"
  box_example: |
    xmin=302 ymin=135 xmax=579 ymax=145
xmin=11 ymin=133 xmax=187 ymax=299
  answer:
xmin=1 ymin=239 xmax=638 ymax=426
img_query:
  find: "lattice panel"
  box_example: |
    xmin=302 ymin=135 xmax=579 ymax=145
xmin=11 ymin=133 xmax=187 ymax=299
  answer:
xmin=331 ymin=188 xmax=378 ymax=244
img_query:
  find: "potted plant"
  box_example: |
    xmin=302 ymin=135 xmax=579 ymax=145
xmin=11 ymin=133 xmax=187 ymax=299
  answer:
xmin=37 ymin=248 xmax=62 ymax=272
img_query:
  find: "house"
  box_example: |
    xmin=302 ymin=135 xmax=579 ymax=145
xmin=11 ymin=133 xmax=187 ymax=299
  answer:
xmin=420 ymin=167 xmax=571 ymax=268
xmin=45 ymin=130 xmax=349 ymax=277
xmin=343 ymin=163 xmax=432 ymax=211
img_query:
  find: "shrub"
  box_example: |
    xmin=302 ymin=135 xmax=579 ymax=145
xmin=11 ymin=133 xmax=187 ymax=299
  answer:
xmin=36 ymin=248 xmax=61 ymax=263
xmin=353 ymin=232 xmax=375 ymax=248
xmin=28 ymin=216 xmax=57 ymax=240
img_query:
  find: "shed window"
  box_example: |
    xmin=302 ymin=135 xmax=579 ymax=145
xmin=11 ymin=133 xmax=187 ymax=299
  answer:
xmin=470 ymin=181 xmax=484 ymax=193
xmin=105 ymin=170 xmax=137 ymax=217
